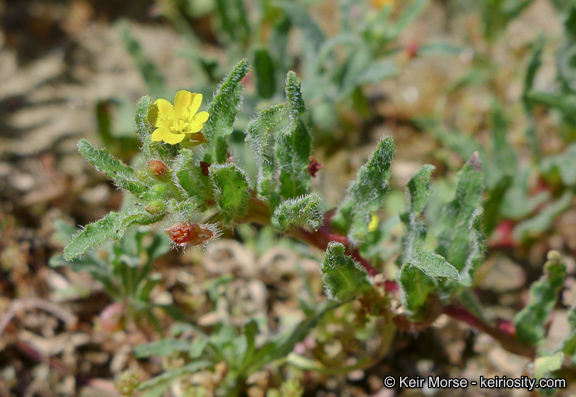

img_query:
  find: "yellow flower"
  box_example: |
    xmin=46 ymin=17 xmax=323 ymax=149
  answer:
xmin=372 ymin=0 xmax=395 ymax=9
xmin=148 ymin=90 xmax=210 ymax=145
xmin=368 ymin=215 xmax=379 ymax=232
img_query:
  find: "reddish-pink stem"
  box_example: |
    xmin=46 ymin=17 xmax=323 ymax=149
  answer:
xmin=241 ymin=196 xmax=536 ymax=357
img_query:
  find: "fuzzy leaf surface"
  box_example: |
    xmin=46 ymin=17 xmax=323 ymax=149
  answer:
xmin=320 ymin=242 xmax=371 ymax=301
xmin=436 ymin=152 xmax=484 ymax=272
xmin=78 ymin=139 xmax=147 ymax=195
xmin=203 ymin=59 xmax=249 ymax=164
xmin=210 ymin=163 xmax=250 ymax=220
xmin=275 ymin=72 xmax=312 ymax=200
xmin=397 ymin=165 xmax=436 ymax=316
xmin=245 ymin=103 xmax=287 ymax=201
xmin=272 ymin=193 xmax=323 ymax=231
xmin=332 ymin=137 xmax=394 ymax=242
xmin=514 ymin=252 xmax=566 ymax=346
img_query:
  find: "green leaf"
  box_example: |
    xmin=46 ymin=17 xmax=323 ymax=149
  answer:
xmin=118 ymin=20 xmax=166 ymax=99
xmin=253 ymin=47 xmax=276 ymax=99
xmin=398 ymin=265 xmax=434 ymax=317
xmin=398 ymin=165 xmax=435 ymax=264
xmin=332 ymin=137 xmax=395 ymax=242
xmin=397 ymin=165 xmax=436 ymax=316
xmin=203 ymin=59 xmax=249 ymax=164
xmin=408 ymin=247 xmax=458 ymax=280
xmin=174 ymin=148 xmax=208 ymax=202
xmin=356 ymin=61 xmax=399 ymax=86
xmin=134 ymin=339 xmax=191 ymax=358
xmin=137 ymin=360 xmax=212 ymax=390
xmin=272 ymin=193 xmax=323 ymax=231
xmin=276 ymin=2 xmax=324 ymax=53
xmin=245 ymin=103 xmax=287 ymax=201
xmin=246 ymin=300 xmax=340 ymax=374
xmin=320 ymin=242 xmax=371 ymax=302
xmin=561 ymin=305 xmax=576 ymax=359
xmin=541 ymin=144 xmax=576 ymax=186
xmin=500 ymin=168 xmax=550 ymax=219
xmin=458 ymin=208 xmax=486 ymax=286
xmin=514 ymin=251 xmax=566 ymax=346
xmin=275 ymin=72 xmax=312 ymax=200
xmin=135 ymin=96 xmax=152 ymax=138
xmin=513 ymin=192 xmax=573 ymax=241
xmin=392 ymin=0 xmax=427 ymax=37
xmin=534 ymin=352 xmax=564 ymax=396
xmin=522 ymin=35 xmax=544 ymax=158
xmin=209 ymin=163 xmax=250 ymax=220
xmin=436 ymin=152 xmax=484 ymax=272
xmin=63 ymin=212 xmax=123 ymax=261
xmin=491 ymin=100 xmax=517 ymax=178
xmin=78 ymin=139 xmax=147 ymax=195
xmin=63 ymin=207 xmax=163 ymax=261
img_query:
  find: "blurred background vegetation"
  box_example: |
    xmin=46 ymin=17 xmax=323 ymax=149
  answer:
xmin=1 ymin=0 xmax=576 ymax=395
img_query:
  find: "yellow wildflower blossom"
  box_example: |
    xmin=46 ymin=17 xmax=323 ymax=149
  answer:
xmin=148 ymin=90 xmax=210 ymax=145
xmin=368 ymin=214 xmax=379 ymax=232
xmin=372 ymin=0 xmax=395 ymax=9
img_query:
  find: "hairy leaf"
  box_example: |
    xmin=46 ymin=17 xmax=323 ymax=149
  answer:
xmin=245 ymin=103 xmax=287 ymax=202
xmin=203 ymin=59 xmax=249 ymax=164
xmin=332 ymin=137 xmax=394 ymax=242
xmin=275 ymin=72 xmax=312 ymax=200
xmin=272 ymin=193 xmax=323 ymax=231
xmin=408 ymin=248 xmax=459 ymax=280
xmin=320 ymin=242 xmax=371 ymax=301
xmin=210 ymin=163 xmax=250 ymax=220
xmin=78 ymin=139 xmax=147 ymax=195
xmin=514 ymin=251 xmax=566 ymax=346
xmin=436 ymin=152 xmax=484 ymax=272
xmin=397 ymin=165 xmax=436 ymax=316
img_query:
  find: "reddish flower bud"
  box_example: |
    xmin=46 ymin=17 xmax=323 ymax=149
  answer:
xmin=100 ymin=302 xmax=125 ymax=332
xmin=147 ymin=160 xmax=170 ymax=179
xmin=307 ymin=156 xmax=323 ymax=177
xmin=164 ymin=223 xmax=216 ymax=247
xmin=406 ymin=40 xmax=419 ymax=59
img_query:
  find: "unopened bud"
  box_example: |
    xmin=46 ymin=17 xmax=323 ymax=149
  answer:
xmin=164 ymin=223 xmax=216 ymax=247
xmin=145 ymin=200 xmax=166 ymax=214
xmin=147 ymin=160 xmax=170 ymax=179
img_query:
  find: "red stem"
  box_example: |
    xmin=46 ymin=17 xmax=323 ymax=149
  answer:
xmin=240 ymin=196 xmax=536 ymax=358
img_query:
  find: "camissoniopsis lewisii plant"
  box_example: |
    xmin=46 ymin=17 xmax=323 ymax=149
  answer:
xmin=63 ymin=60 xmax=576 ymax=391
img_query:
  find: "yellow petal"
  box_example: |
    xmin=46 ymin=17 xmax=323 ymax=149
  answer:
xmin=192 ymin=111 xmax=210 ymax=124
xmin=151 ymin=127 xmax=186 ymax=145
xmin=153 ymin=99 xmax=175 ymax=120
xmin=187 ymin=122 xmax=205 ymax=133
xmin=189 ymin=93 xmax=203 ymax=117
xmin=174 ymin=90 xmax=193 ymax=119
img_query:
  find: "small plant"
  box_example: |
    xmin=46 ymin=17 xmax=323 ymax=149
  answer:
xmin=62 ymin=60 xmax=575 ymax=393
xmin=51 ymin=218 xmax=178 ymax=332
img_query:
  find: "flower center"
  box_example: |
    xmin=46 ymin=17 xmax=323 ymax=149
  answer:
xmin=169 ymin=118 xmax=191 ymax=134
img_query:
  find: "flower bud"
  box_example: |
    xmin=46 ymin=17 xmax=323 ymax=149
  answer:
xmin=164 ymin=223 xmax=216 ymax=247
xmin=147 ymin=160 xmax=170 ymax=179
xmin=145 ymin=200 xmax=166 ymax=214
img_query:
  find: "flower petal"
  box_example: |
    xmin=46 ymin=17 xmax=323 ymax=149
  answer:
xmin=151 ymin=127 xmax=186 ymax=145
xmin=153 ymin=99 xmax=175 ymax=121
xmin=192 ymin=111 xmax=210 ymax=124
xmin=189 ymin=93 xmax=203 ymax=117
xmin=174 ymin=90 xmax=193 ymax=119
